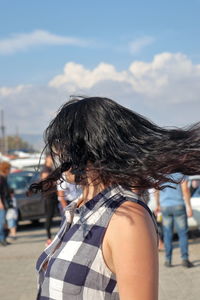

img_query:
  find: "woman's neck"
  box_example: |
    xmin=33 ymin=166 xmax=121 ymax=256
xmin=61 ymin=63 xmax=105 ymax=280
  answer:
xmin=78 ymin=182 xmax=107 ymax=207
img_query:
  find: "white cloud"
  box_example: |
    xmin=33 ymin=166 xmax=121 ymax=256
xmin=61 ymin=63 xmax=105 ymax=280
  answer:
xmin=0 ymin=30 xmax=89 ymax=55
xmin=1 ymin=52 xmax=200 ymax=142
xmin=0 ymin=85 xmax=65 ymax=135
xmin=49 ymin=52 xmax=200 ymax=103
xmin=0 ymin=85 xmax=31 ymax=96
xmin=49 ymin=62 xmax=127 ymax=90
xmin=129 ymin=36 xmax=155 ymax=54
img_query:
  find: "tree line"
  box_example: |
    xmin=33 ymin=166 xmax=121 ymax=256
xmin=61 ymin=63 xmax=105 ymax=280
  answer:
xmin=0 ymin=135 xmax=35 ymax=153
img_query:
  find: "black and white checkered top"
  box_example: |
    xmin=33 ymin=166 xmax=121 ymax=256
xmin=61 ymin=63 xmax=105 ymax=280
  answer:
xmin=36 ymin=185 xmax=156 ymax=300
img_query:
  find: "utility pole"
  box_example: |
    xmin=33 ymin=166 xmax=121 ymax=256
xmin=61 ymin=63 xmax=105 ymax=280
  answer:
xmin=0 ymin=109 xmax=7 ymax=154
xmin=15 ymin=126 xmax=20 ymax=150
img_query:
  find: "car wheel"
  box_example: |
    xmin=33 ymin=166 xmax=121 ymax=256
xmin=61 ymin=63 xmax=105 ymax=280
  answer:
xmin=31 ymin=219 xmax=40 ymax=226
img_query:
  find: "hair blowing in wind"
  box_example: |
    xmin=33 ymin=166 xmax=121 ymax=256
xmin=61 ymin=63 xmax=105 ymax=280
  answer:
xmin=30 ymin=97 xmax=200 ymax=193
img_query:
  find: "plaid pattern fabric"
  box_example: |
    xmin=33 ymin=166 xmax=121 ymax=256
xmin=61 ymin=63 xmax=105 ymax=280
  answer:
xmin=36 ymin=185 xmax=156 ymax=300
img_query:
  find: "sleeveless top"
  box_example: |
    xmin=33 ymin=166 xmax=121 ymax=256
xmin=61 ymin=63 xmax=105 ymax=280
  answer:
xmin=36 ymin=185 xmax=157 ymax=300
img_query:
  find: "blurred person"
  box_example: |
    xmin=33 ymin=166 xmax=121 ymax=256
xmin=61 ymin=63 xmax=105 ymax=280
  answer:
xmin=57 ymin=173 xmax=82 ymax=214
xmin=6 ymin=188 xmax=18 ymax=240
xmin=190 ymin=178 xmax=200 ymax=196
xmin=0 ymin=184 xmax=6 ymax=246
xmin=41 ymin=155 xmax=58 ymax=246
xmin=0 ymin=161 xmax=12 ymax=246
xmin=149 ymin=189 xmax=164 ymax=251
xmin=156 ymin=214 xmax=164 ymax=251
xmin=155 ymin=173 xmax=194 ymax=268
xmin=30 ymin=97 xmax=200 ymax=300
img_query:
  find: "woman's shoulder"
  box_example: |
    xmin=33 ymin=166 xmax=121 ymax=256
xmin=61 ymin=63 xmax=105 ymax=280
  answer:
xmin=103 ymin=192 xmax=159 ymax=300
xmin=106 ymin=196 xmax=158 ymax=246
xmin=113 ymin=199 xmax=152 ymax=225
xmin=103 ymin=194 xmax=158 ymax=274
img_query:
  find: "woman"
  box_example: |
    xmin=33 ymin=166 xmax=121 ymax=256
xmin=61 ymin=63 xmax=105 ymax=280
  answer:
xmin=31 ymin=97 xmax=200 ymax=300
xmin=0 ymin=161 xmax=12 ymax=246
xmin=41 ymin=155 xmax=58 ymax=246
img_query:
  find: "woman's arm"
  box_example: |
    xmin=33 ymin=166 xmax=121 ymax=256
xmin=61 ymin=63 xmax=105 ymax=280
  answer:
xmin=104 ymin=201 xmax=158 ymax=300
xmin=57 ymin=190 xmax=67 ymax=208
xmin=181 ymin=180 xmax=193 ymax=217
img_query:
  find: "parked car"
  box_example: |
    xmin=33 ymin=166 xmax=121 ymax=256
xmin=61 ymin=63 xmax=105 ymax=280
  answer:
xmin=7 ymin=171 xmax=59 ymax=223
xmin=148 ymin=176 xmax=200 ymax=230
xmin=10 ymin=155 xmax=45 ymax=171
xmin=187 ymin=175 xmax=200 ymax=229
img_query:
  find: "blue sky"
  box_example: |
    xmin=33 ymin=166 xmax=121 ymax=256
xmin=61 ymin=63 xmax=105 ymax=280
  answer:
xmin=1 ymin=0 xmax=200 ymax=84
xmin=0 ymin=0 xmax=200 ymax=142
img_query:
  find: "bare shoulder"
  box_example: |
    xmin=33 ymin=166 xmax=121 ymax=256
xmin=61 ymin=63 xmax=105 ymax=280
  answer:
xmin=114 ymin=199 xmax=152 ymax=219
xmin=104 ymin=199 xmax=158 ymax=258
xmin=103 ymin=200 xmax=158 ymax=300
xmin=108 ymin=200 xmax=157 ymax=238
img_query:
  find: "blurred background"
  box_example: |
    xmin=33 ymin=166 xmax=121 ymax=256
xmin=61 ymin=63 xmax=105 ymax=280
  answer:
xmin=0 ymin=1 xmax=200 ymax=299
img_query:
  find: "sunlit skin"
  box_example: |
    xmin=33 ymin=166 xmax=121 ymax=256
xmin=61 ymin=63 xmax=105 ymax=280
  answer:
xmin=65 ymin=168 xmax=159 ymax=300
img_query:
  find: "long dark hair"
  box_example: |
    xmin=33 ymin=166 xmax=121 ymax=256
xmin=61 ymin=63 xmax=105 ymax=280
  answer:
xmin=30 ymin=96 xmax=200 ymax=193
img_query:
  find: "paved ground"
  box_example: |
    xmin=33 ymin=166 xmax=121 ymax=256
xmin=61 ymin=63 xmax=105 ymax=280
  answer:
xmin=0 ymin=221 xmax=200 ymax=300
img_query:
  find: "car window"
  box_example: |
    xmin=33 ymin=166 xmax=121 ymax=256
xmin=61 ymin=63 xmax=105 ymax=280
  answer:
xmin=8 ymin=172 xmax=37 ymax=191
xmin=192 ymin=186 xmax=200 ymax=197
xmin=29 ymin=172 xmax=40 ymax=184
xmin=189 ymin=179 xmax=200 ymax=197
